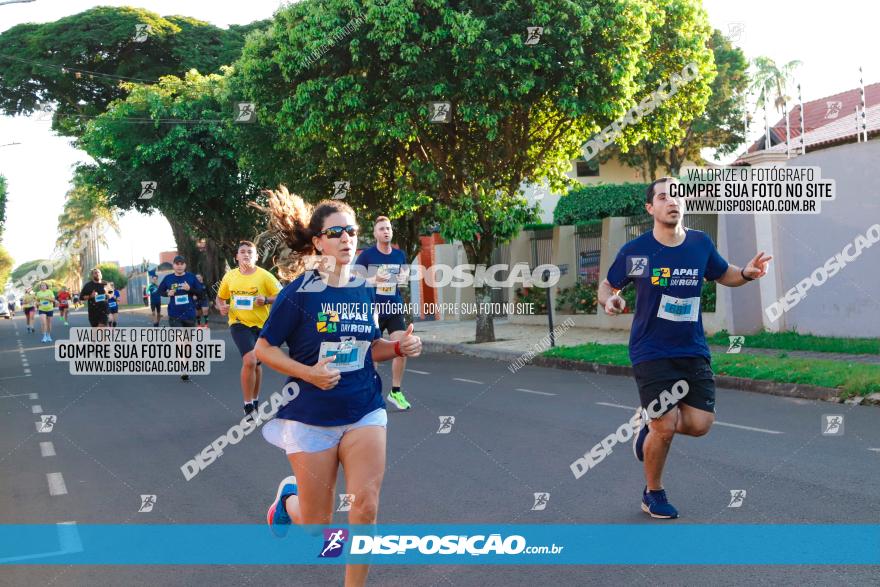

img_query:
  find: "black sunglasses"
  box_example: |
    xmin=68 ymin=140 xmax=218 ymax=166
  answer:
xmin=319 ymin=225 xmax=359 ymax=239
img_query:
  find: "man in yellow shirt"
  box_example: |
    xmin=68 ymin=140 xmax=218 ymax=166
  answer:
xmin=217 ymin=241 xmax=282 ymax=418
xmin=35 ymin=282 xmax=56 ymax=343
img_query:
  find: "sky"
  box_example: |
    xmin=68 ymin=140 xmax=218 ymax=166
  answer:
xmin=0 ymin=0 xmax=877 ymax=271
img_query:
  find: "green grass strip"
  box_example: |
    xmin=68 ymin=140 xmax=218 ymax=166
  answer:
xmin=543 ymin=343 xmax=880 ymax=397
xmin=706 ymin=329 xmax=879 ymax=355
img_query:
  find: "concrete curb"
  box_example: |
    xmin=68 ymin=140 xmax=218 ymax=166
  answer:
xmin=422 ymin=341 xmax=853 ymax=403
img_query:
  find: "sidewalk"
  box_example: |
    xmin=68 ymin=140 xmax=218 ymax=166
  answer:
xmin=413 ymin=318 xmax=880 ymax=365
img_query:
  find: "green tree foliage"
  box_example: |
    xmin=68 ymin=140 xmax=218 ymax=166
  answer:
xmin=616 ymin=28 xmax=749 ymax=177
xmin=232 ymin=0 xmax=714 ymax=341
xmin=76 ymin=69 xmax=264 ymax=289
xmin=11 ymin=259 xmax=54 ymax=283
xmin=0 ymin=246 xmax=13 ymax=292
xmin=96 ymin=263 xmax=128 ymax=290
xmin=0 ymin=174 xmax=7 ymax=239
xmin=56 ymin=180 xmax=119 ymax=289
xmin=0 ymin=6 xmax=269 ymax=136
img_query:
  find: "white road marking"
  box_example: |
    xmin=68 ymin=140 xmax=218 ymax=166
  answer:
xmin=453 ymin=377 xmax=484 ymax=385
xmin=47 ymin=472 xmax=68 ymax=496
xmin=868 ymin=448 xmax=880 ymax=453
xmin=32 ymin=404 xmax=42 ymax=414
xmin=40 ymin=442 xmax=56 ymax=457
xmin=29 ymin=393 xmax=38 ymax=400
xmin=0 ymin=374 xmax=32 ymax=381
xmin=714 ymin=421 xmax=783 ymax=434
xmin=594 ymin=401 xmax=783 ymax=434
xmin=516 ymin=388 xmax=557 ymax=396
xmin=596 ymin=401 xmax=635 ymax=410
xmin=406 ymin=369 xmax=430 ymax=375
xmin=23 ymin=369 xmax=31 ymax=374
xmin=0 ymin=393 xmax=35 ymax=399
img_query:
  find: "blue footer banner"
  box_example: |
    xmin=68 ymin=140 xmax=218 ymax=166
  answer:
xmin=1 ymin=524 xmax=878 ymax=565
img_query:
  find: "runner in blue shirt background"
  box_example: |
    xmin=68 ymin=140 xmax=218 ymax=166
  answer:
xmin=355 ymin=216 xmax=412 ymax=411
xmin=599 ymin=177 xmax=771 ymax=520
xmin=158 ymin=256 xmax=203 ymax=327
xmin=158 ymin=255 xmax=204 ymax=381
xmin=254 ymin=187 xmax=421 ymax=587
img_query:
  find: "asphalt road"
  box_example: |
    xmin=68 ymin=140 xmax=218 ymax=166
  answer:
xmin=1 ymin=307 xmax=878 ymax=586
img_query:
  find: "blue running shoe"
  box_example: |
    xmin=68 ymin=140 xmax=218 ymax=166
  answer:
xmin=641 ymin=486 xmax=679 ymax=519
xmin=266 ymin=476 xmax=297 ymax=537
xmin=633 ymin=408 xmax=649 ymax=462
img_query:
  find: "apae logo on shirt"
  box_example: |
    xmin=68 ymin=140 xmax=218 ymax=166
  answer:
xmin=316 ymin=311 xmax=339 ymax=333
xmin=651 ymin=267 xmax=700 ymax=287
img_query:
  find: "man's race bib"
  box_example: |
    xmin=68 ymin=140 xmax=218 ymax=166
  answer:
xmin=318 ymin=339 xmax=371 ymax=373
xmin=656 ymin=294 xmax=700 ymax=322
xmin=233 ymin=295 xmax=255 ymax=310
xmin=174 ymin=294 xmax=190 ymax=306
xmin=94 ymin=294 xmax=106 ymax=303
xmin=376 ymin=264 xmax=403 ymax=296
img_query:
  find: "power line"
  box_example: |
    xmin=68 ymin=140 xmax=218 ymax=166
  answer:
xmin=0 ymin=54 xmax=164 ymax=85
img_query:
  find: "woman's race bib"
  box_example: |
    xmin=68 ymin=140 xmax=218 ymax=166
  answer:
xmin=174 ymin=294 xmax=190 ymax=306
xmin=318 ymin=339 xmax=371 ymax=373
xmin=39 ymin=299 xmax=52 ymax=310
xmin=233 ymin=295 xmax=255 ymax=310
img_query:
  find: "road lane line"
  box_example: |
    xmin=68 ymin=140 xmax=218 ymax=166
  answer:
xmin=0 ymin=374 xmax=32 ymax=380
xmin=453 ymin=377 xmax=484 ymax=384
xmin=0 ymin=393 xmax=35 ymax=399
xmin=868 ymin=448 xmax=880 ymax=453
xmin=406 ymin=369 xmax=430 ymax=375
xmin=40 ymin=442 xmax=56 ymax=457
xmin=596 ymin=401 xmax=635 ymax=410
xmin=29 ymin=393 xmax=38 ymax=400
xmin=32 ymin=404 xmax=42 ymax=414
xmin=714 ymin=421 xmax=783 ymax=434
xmin=516 ymin=388 xmax=557 ymax=396
xmin=47 ymin=473 xmax=68 ymax=496
xmin=594 ymin=401 xmax=783 ymax=434
xmin=23 ymin=369 xmax=31 ymax=374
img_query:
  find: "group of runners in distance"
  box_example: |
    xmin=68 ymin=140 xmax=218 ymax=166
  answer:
xmin=11 ymin=176 xmax=772 ymax=586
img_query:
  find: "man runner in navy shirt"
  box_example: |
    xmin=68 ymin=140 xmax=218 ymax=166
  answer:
xmin=158 ymin=255 xmax=204 ymax=380
xmin=599 ymin=177 xmax=771 ymax=519
xmin=355 ymin=216 xmax=412 ymax=410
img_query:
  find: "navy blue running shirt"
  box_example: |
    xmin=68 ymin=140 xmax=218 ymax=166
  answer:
xmin=355 ymin=246 xmax=407 ymax=314
xmin=158 ymin=272 xmax=203 ymax=320
xmin=606 ymin=229 xmax=729 ymax=366
xmin=259 ymin=271 xmax=384 ymax=426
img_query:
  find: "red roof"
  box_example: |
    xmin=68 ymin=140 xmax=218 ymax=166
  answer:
xmin=745 ymin=82 xmax=880 ymax=153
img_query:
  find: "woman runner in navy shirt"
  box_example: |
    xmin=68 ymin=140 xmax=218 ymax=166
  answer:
xmin=255 ymin=187 xmax=421 ymax=587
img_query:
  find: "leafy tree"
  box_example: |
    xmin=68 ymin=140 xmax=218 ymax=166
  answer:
xmin=56 ymin=180 xmax=119 ymax=290
xmin=96 ymin=262 xmax=128 ymax=290
xmin=0 ymin=6 xmax=269 ymax=136
xmin=0 ymin=174 xmax=6 ymax=238
xmin=232 ymin=0 xmax=714 ymax=341
xmin=11 ymin=259 xmax=54 ymax=283
xmin=76 ymin=69 xmax=264 ymax=288
xmin=749 ymin=56 xmax=801 ymax=150
xmin=0 ymin=246 xmax=12 ymax=293
xmin=616 ymin=28 xmax=749 ymax=178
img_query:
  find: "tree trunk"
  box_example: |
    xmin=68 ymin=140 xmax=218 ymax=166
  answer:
xmin=166 ymin=216 xmax=199 ymax=267
xmin=474 ymin=283 xmax=495 ymax=343
xmin=465 ymin=233 xmax=496 ymax=343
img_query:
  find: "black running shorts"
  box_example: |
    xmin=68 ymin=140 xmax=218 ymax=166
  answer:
xmin=632 ymin=356 xmax=716 ymax=415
